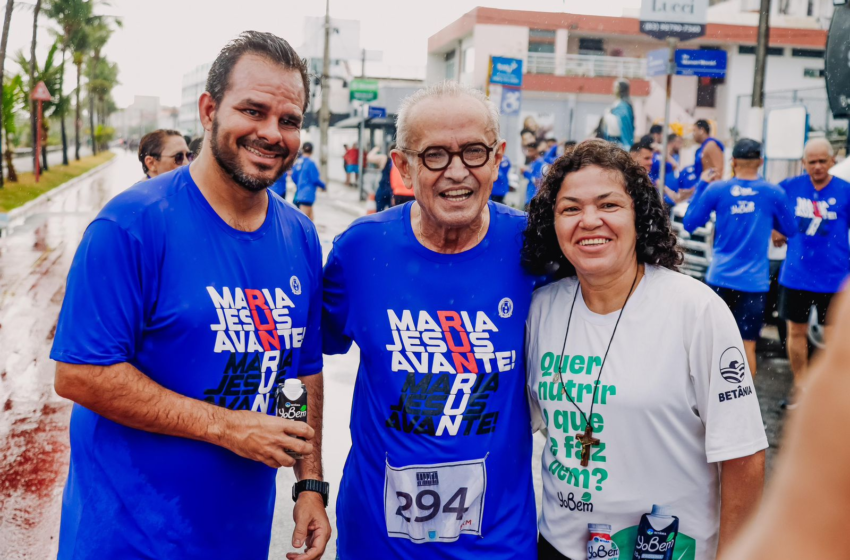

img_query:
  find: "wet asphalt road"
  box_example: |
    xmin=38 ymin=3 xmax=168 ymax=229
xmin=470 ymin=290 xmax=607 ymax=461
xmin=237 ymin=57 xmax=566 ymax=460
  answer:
xmin=0 ymin=151 xmax=796 ymax=559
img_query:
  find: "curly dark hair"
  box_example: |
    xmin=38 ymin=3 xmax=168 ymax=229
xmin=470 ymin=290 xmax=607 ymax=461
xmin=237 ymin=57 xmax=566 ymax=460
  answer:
xmin=522 ymin=138 xmax=682 ymax=278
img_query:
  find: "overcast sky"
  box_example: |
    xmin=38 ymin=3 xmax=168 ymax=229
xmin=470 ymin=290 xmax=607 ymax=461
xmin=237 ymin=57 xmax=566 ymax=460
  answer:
xmin=5 ymin=0 xmax=639 ymax=108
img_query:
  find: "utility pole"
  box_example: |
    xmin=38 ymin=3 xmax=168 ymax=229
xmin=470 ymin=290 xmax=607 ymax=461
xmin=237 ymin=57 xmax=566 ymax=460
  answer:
xmin=749 ymin=0 xmax=772 ymax=140
xmin=319 ymin=0 xmax=331 ymax=181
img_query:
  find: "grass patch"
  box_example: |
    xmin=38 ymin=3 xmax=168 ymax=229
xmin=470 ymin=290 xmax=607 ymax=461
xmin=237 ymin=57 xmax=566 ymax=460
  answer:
xmin=0 ymin=151 xmax=116 ymax=213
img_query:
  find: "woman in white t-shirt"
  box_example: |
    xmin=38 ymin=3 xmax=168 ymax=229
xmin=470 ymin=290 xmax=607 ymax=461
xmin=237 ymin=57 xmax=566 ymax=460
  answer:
xmin=522 ymin=139 xmax=767 ymax=560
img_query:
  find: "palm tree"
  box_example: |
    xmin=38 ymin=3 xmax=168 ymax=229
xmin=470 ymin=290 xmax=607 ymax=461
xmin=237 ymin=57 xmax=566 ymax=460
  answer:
xmin=87 ymin=54 xmax=118 ymax=129
xmin=2 ymin=74 xmax=26 ymax=182
xmin=85 ymin=19 xmax=112 ymax=155
xmin=28 ymin=0 xmax=43 ymax=173
xmin=0 ymin=0 xmax=15 ymax=188
xmin=70 ymin=26 xmax=89 ymax=160
xmin=16 ymin=41 xmax=63 ymax=172
xmin=45 ymin=0 xmax=92 ymax=165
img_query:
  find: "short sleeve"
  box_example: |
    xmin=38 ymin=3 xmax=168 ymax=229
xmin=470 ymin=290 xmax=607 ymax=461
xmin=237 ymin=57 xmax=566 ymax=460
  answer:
xmin=525 ymin=319 xmax=545 ymax=434
xmin=298 ymin=226 xmax=324 ymax=376
xmin=688 ymin=295 xmax=768 ymax=463
xmin=321 ymin=241 xmax=353 ymax=355
xmin=50 ymin=219 xmax=145 ymax=366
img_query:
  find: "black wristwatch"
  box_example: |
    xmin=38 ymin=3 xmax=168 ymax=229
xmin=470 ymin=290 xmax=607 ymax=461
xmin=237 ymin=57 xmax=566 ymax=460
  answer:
xmin=292 ymin=479 xmax=329 ymax=507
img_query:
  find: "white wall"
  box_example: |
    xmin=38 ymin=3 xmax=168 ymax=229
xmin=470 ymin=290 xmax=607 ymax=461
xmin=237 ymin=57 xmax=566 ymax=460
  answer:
xmin=472 ymin=24 xmax=530 ymax=89
xmin=723 ymin=49 xmax=826 ymax=136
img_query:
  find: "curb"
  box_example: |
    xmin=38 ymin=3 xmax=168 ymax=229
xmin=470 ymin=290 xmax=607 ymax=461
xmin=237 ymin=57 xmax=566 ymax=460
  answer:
xmin=0 ymin=154 xmax=118 ymax=237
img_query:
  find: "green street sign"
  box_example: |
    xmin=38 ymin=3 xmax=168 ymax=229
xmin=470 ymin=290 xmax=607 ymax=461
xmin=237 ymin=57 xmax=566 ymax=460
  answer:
xmin=350 ymin=78 xmax=378 ymax=102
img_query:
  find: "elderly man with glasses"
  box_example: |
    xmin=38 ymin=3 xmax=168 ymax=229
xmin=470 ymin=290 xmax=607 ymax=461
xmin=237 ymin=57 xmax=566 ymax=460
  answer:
xmin=323 ymin=81 xmax=544 ymax=559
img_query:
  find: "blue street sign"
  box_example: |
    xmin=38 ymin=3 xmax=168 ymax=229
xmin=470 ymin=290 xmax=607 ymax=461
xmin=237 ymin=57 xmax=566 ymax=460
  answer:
xmin=647 ymin=49 xmax=669 ymax=77
xmin=367 ymin=106 xmax=387 ymax=119
xmin=674 ymin=49 xmax=727 ymax=78
xmin=500 ymin=87 xmax=522 ymax=116
xmin=490 ymin=57 xmax=523 ymax=87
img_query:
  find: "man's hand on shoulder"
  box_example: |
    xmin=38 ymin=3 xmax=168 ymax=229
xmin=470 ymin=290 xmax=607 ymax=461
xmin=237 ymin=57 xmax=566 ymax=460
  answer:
xmin=287 ymin=491 xmax=331 ymax=560
xmin=217 ymin=409 xmax=314 ymax=468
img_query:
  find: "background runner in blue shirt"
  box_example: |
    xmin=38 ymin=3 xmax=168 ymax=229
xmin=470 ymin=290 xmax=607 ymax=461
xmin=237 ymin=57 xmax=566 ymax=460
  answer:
xmin=774 ymin=138 xmax=850 ymax=409
xmin=491 ymin=154 xmax=511 ymax=203
xmin=684 ymin=138 xmax=796 ymax=375
xmin=524 ymin=141 xmax=548 ymax=207
xmin=293 ymin=142 xmax=326 ymax=220
xmin=49 ymin=33 xmax=328 ymax=560
xmin=693 ymin=119 xmax=725 ymax=179
xmin=323 ymin=84 xmax=541 ymax=560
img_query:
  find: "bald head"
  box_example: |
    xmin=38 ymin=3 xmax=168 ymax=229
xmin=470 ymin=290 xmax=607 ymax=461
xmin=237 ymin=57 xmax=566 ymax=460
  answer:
xmin=803 ymin=138 xmax=835 ymax=187
xmin=395 ymin=81 xmax=499 ymax=150
xmin=804 ymin=138 xmax=834 ymax=159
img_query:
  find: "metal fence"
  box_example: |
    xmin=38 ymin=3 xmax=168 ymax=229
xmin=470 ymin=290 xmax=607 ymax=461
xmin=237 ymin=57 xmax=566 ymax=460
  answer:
xmin=733 ymin=87 xmax=849 ymax=183
xmin=526 ymin=53 xmax=647 ymax=79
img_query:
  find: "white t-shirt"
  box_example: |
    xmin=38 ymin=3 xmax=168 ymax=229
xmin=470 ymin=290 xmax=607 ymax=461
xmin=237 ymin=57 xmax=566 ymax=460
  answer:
xmin=526 ymin=265 xmax=768 ymax=560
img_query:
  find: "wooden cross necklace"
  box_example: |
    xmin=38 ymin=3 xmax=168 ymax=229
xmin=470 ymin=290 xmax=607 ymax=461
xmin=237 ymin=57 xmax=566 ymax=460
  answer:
xmin=558 ymin=267 xmax=639 ymax=467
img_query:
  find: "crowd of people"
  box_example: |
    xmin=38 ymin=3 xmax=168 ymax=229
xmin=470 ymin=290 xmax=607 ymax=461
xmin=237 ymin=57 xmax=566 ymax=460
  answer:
xmin=49 ymin=29 xmax=849 ymax=560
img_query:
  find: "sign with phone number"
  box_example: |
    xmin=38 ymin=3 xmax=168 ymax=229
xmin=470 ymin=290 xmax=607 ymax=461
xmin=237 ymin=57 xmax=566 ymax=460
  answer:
xmin=640 ymin=21 xmax=705 ymax=40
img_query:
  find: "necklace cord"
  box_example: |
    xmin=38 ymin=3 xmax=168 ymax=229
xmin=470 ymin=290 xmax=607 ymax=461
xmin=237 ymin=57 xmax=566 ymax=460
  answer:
xmin=557 ymin=265 xmax=641 ymax=429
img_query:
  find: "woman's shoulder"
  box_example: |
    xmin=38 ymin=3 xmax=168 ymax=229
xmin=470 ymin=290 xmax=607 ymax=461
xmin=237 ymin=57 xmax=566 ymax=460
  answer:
xmin=645 ymin=266 xmax=719 ymax=308
xmin=530 ymin=276 xmax=579 ymax=312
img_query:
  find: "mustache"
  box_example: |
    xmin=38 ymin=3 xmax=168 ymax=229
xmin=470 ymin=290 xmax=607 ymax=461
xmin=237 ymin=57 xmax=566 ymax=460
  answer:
xmin=238 ymin=138 xmax=287 ymax=156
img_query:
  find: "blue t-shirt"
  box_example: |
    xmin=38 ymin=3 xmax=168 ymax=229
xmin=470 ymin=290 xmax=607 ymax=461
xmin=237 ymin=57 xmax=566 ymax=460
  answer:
xmin=50 ymin=166 xmax=324 ymax=559
xmin=269 ymin=172 xmax=288 ymax=198
xmin=778 ymin=174 xmax=850 ymax=293
xmin=683 ymin=177 xmax=796 ymax=292
xmin=544 ymin=144 xmax=559 ymax=164
xmin=650 ymin=153 xmax=679 ymax=205
xmin=291 ymin=155 xmax=305 ymax=185
xmin=492 ymin=155 xmax=511 ymax=197
xmin=294 ymin=157 xmax=325 ymax=205
xmin=322 ymin=202 xmax=542 ymax=559
xmin=694 ymin=137 xmax=724 ymax=178
xmin=524 ymin=156 xmax=546 ymax=206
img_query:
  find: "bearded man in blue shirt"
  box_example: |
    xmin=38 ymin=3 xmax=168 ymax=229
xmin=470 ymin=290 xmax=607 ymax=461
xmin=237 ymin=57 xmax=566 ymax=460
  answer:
xmin=323 ymin=81 xmax=544 ymax=559
xmin=684 ymin=138 xmax=797 ymax=377
xmin=50 ymin=32 xmax=330 ymax=560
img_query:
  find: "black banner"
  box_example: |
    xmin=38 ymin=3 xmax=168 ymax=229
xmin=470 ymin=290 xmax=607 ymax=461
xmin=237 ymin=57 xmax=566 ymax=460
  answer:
xmin=825 ymin=4 xmax=850 ymax=118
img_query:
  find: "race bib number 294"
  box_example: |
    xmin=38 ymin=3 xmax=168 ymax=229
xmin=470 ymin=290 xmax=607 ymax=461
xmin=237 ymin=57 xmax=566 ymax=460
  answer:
xmin=384 ymin=457 xmax=487 ymax=543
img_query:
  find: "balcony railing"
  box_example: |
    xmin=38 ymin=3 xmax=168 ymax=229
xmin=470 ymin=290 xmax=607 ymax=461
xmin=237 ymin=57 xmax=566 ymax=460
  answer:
xmin=526 ymin=53 xmax=647 ymax=79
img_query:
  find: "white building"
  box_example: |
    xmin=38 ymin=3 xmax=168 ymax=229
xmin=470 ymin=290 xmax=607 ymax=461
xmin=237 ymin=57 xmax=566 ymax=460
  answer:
xmin=179 ymin=62 xmax=211 ymax=138
xmin=427 ymin=1 xmax=838 ymax=164
xmin=110 ymin=95 xmax=161 ymax=141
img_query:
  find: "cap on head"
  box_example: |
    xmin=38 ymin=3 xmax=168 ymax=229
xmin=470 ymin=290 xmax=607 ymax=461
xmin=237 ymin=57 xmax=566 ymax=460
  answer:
xmin=732 ymin=138 xmax=762 ymax=160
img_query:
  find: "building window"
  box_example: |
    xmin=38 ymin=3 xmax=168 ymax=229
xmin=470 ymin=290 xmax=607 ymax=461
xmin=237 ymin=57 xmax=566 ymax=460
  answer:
xmin=792 ymin=48 xmax=825 ymax=58
xmin=738 ymin=45 xmax=785 ymax=56
xmin=803 ymin=68 xmax=824 ymax=78
xmin=463 ymin=47 xmax=475 ymax=73
xmin=578 ymin=38 xmax=605 ymax=56
xmin=529 ymin=28 xmax=556 ymax=54
xmin=696 ymin=77 xmax=724 ymax=108
xmin=445 ymin=49 xmax=456 ymax=79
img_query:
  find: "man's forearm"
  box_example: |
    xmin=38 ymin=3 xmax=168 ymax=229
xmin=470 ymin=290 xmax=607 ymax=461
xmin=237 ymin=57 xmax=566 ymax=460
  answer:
xmin=295 ymin=373 xmax=324 ymax=481
xmin=54 ymin=361 xmax=229 ymax=446
xmin=717 ymin=451 xmax=765 ymax=555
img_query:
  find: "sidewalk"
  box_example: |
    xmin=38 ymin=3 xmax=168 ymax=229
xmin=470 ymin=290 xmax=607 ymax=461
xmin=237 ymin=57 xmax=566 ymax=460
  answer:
xmin=322 ymin=179 xmax=368 ymax=218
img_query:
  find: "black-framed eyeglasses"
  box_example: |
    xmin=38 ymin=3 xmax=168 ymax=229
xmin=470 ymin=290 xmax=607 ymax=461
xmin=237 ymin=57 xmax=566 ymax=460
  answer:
xmin=154 ymin=151 xmax=194 ymax=165
xmin=400 ymin=141 xmax=498 ymax=172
